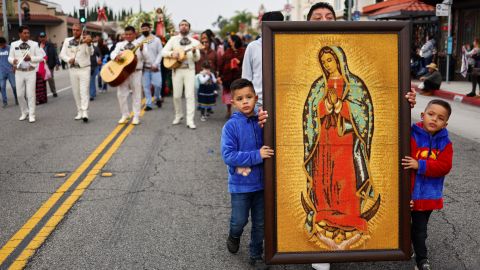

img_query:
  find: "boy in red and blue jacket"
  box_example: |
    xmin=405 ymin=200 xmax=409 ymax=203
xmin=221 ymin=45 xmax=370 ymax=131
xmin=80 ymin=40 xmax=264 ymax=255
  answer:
xmin=402 ymin=99 xmax=453 ymax=270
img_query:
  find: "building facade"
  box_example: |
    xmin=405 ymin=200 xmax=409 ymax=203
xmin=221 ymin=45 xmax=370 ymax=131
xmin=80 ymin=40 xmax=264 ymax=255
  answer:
xmin=0 ymin=0 xmax=114 ymax=47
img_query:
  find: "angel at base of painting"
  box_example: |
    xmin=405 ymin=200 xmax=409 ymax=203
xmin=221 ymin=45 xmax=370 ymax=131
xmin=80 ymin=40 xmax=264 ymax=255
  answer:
xmin=301 ymin=46 xmax=381 ymax=250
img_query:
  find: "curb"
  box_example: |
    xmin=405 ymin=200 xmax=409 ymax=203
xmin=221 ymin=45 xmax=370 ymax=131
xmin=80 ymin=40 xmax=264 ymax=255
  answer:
xmin=411 ymin=83 xmax=480 ymax=107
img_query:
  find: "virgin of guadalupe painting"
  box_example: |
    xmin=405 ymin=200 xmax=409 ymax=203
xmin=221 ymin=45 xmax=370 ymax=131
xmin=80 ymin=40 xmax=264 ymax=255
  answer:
xmin=301 ymin=46 xmax=381 ymax=250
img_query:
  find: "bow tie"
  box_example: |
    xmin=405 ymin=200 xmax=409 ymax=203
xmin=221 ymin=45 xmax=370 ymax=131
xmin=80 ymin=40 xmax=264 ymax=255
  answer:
xmin=19 ymin=42 xmax=30 ymax=50
xmin=125 ymin=42 xmax=135 ymax=50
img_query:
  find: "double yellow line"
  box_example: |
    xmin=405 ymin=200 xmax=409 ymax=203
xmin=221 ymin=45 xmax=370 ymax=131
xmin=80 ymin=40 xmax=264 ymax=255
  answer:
xmin=0 ymin=106 xmax=146 ymax=270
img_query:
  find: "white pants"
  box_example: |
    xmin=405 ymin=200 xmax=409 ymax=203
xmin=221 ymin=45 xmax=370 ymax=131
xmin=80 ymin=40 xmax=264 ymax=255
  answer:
xmin=117 ymin=70 xmax=142 ymax=118
xmin=15 ymin=70 xmax=36 ymax=117
xmin=69 ymin=67 xmax=90 ymax=115
xmin=172 ymin=68 xmax=196 ymax=125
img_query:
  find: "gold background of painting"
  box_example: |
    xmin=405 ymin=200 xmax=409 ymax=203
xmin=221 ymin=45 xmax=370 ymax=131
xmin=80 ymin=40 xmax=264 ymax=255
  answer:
xmin=274 ymin=34 xmax=399 ymax=252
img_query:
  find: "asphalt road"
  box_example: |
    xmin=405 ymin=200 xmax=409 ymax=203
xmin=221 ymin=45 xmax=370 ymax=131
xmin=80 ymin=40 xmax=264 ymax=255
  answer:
xmin=0 ymin=72 xmax=479 ymax=270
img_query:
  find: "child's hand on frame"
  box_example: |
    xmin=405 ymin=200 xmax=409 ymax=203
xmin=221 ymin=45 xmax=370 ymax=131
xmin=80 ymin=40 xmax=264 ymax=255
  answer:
xmin=401 ymin=156 xmax=419 ymax=170
xmin=260 ymin=146 xmax=274 ymax=159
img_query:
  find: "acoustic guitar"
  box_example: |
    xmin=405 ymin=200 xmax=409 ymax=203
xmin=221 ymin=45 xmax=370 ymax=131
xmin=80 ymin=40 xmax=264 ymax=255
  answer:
xmin=163 ymin=44 xmax=204 ymax=70
xmin=100 ymin=38 xmax=152 ymax=87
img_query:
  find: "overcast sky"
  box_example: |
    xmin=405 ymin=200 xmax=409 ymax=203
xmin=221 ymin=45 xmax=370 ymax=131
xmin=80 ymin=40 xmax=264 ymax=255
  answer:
xmin=50 ymin=0 xmax=288 ymax=31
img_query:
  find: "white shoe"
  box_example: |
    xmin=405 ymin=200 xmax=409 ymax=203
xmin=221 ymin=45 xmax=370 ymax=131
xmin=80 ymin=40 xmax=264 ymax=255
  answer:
xmin=200 ymin=115 xmax=207 ymax=122
xmin=132 ymin=117 xmax=140 ymax=125
xmin=28 ymin=116 xmax=35 ymax=123
xmin=187 ymin=123 xmax=196 ymax=129
xmin=19 ymin=114 xmax=28 ymax=121
xmin=118 ymin=116 xmax=129 ymax=124
xmin=74 ymin=113 xmax=82 ymax=120
xmin=312 ymin=263 xmax=330 ymax=270
xmin=82 ymin=111 xmax=89 ymax=123
xmin=172 ymin=117 xmax=183 ymax=125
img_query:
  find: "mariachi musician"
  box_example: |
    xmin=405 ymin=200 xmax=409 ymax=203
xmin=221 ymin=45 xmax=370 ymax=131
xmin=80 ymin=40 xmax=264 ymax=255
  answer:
xmin=110 ymin=26 xmax=149 ymax=125
xmin=59 ymin=23 xmax=93 ymax=122
xmin=162 ymin=19 xmax=200 ymax=129
xmin=9 ymin=26 xmax=44 ymax=123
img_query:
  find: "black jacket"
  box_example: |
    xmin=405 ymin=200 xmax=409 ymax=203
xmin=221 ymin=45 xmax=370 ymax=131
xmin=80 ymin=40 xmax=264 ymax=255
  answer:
xmin=42 ymin=42 xmax=60 ymax=70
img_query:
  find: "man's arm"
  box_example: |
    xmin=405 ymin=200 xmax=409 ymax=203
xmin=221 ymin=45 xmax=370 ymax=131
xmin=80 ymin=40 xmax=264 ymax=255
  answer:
xmin=161 ymin=38 xmax=174 ymax=58
xmin=110 ymin=42 xmax=122 ymax=61
xmin=8 ymin=44 xmax=15 ymax=65
xmin=30 ymin=43 xmax=45 ymax=63
xmin=153 ymin=39 xmax=163 ymax=68
xmin=59 ymin=39 xmax=70 ymax=63
xmin=241 ymin=45 xmax=253 ymax=81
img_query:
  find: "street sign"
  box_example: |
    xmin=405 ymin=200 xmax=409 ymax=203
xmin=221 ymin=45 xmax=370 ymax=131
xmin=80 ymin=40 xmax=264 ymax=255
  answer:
xmin=80 ymin=0 xmax=88 ymax=8
xmin=436 ymin=4 xmax=448 ymax=17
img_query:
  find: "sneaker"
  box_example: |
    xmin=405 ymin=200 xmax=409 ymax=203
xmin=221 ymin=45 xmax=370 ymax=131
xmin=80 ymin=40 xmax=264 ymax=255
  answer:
xmin=90 ymin=97 xmax=95 ymax=101
xmin=200 ymin=115 xmax=207 ymax=122
xmin=156 ymin=99 xmax=163 ymax=108
xmin=53 ymin=93 xmax=58 ymax=97
xmin=132 ymin=117 xmax=140 ymax=125
xmin=145 ymin=106 xmax=152 ymax=111
xmin=249 ymin=257 xmax=269 ymax=270
xmin=118 ymin=116 xmax=129 ymax=124
xmin=226 ymin=235 xmax=240 ymax=254
xmin=416 ymin=259 xmax=432 ymax=270
xmin=19 ymin=113 xmax=28 ymax=121
xmin=466 ymin=92 xmax=476 ymax=97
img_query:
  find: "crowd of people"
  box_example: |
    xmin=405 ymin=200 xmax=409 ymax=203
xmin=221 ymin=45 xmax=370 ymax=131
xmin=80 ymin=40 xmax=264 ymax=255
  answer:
xmin=0 ymin=2 xmax=455 ymax=270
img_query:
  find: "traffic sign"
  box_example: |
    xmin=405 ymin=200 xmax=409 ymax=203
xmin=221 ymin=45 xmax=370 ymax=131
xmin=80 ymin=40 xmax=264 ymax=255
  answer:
xmin=436 ymin=4 xmax=448 ymax=17
xmin=80 ymin=0 xmax=88 ymax=8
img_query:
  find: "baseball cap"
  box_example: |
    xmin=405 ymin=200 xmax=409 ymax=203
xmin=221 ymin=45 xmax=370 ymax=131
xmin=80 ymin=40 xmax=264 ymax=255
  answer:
xmin=39 ymin=32 xmax=46 ymax=37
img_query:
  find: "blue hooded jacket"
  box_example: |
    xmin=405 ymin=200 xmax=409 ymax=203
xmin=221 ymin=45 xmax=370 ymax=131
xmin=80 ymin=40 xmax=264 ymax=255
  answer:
xmin=221 ymin=112 xmax=264 ymax=193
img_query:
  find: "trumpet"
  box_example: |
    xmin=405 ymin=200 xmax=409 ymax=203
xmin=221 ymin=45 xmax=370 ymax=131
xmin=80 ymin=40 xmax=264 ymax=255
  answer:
xmin=16 ymin=47 xmax=31 ymax=69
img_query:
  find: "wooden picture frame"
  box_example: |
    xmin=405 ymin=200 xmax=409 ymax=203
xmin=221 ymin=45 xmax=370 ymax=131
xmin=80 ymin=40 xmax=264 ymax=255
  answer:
xmin=262 ymin=21 xmax=412 ymax=264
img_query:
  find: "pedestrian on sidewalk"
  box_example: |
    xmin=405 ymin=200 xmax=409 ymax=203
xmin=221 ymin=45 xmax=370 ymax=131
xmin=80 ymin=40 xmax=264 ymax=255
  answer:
xmin=0 ymin=36 xmax=18 ymax=107
xmin=38 ymin=32 xmax=60 ymax=97
xmin=402 ymin=99 xmax=453 ymax=270
xmin=110 ymin=26 xmax=149 ymax=126
xmin=463 ymin=38 xmax=480 ymax=97
xmin=419 ymin=63 xmax=442 ymax=95
xmin=221 ymin=79 xmax=274 ymax=270
xmin=59 ymin=23 xmax=93 ymax=122
xmin=8 ymin=26 xmax=44 ymax=123
xmin=195 ymin=61 xmax=217 ymax=121
xmin=89 ymin=37 xmax=102 ymax=101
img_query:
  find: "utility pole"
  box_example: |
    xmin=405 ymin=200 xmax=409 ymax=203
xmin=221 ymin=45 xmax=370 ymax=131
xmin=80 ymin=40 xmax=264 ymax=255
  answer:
xmin=348 ymin=0 xmax=352 ymax=21
xmin=445 ymin=0 xmax=452 ymax=83
xmin=18 ymin=0 xmax=21 ymax=26
xmin=2 ymin=0 xmax=8 ymax=41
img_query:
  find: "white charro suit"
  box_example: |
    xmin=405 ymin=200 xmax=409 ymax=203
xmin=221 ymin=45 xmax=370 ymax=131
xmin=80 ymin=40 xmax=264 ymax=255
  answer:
xmin=110 ymin=40 xmax=149 ymax=119
xmin=59 ymin=37 xmax=93 ymax=119
xmin=162 ymin=35 xmax=200 ymax=126
xmin=8 ymin=40 xmax=44 ymax=119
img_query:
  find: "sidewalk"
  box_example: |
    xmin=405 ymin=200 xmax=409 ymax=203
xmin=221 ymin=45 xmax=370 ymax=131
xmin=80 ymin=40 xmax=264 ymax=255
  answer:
xmin=411 ymin=79 xmax=480 ymax=107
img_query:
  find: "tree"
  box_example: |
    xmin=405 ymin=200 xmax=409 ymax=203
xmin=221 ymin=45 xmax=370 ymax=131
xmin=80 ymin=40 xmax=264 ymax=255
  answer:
xmin=216 ymin=10 xmax=256 ymax=38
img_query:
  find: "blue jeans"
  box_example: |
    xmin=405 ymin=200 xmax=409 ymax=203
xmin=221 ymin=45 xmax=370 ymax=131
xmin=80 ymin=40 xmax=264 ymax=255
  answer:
xmin=229 ymin=190 xmax=265 ymax=259
xmin=90 ymin=66 xmax=100 ymax=98
xmin=0 ymin=72 xmax=17 ymax=105
xmin=143 ymin=69 xmax=162 ymax=107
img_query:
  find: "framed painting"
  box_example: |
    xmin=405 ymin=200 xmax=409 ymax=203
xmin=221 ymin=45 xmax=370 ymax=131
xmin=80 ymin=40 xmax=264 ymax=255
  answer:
xmin=262 ymin=21 xmax=412 ymax=264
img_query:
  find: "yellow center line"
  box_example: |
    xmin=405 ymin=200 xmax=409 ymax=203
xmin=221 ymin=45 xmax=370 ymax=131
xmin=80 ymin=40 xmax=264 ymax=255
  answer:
xmin=1 ymin=100 xmax=148 ymax=269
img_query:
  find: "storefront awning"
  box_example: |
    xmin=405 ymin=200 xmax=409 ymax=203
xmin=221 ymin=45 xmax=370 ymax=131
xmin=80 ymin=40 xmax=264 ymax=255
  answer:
xmin=363 ymin=0 xmax=435 ymax=20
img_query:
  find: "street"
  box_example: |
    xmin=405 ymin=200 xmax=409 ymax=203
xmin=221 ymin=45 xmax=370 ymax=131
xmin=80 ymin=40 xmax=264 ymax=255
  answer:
xmin=0 ymin=70 xmax=479 ymax=270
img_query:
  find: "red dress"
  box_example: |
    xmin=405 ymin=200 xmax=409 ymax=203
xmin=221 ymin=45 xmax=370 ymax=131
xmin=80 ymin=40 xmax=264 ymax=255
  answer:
xmin=312 ymin=78 xmax=366 ymax=231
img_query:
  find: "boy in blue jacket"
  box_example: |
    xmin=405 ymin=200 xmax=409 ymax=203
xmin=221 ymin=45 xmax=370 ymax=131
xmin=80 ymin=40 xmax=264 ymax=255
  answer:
xmin=402 ymin=99 xmax=453 ymax=270
xmin=221 ymin=78 xmax=274 ymax=269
